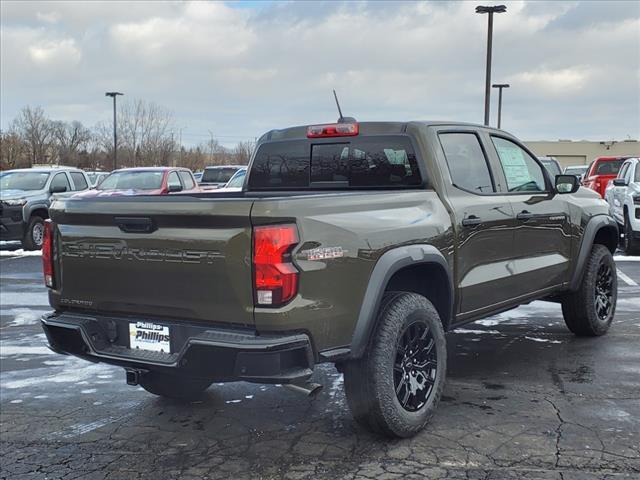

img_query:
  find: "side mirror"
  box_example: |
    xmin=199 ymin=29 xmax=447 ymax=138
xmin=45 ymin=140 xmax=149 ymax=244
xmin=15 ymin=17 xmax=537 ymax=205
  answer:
xmin=613 ymin=178 xmax=629 ymax=187
xmin=555 ymin=174 xmax=579 ymax=194
xmin=167 ymin=183 xmax=183 ymax=193
xmin=50 ymin=185 xmax=67 ymax=193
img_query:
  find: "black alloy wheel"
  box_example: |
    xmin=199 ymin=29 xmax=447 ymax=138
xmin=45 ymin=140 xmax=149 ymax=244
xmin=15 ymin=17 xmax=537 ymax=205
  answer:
xmin=393 ymin=320 xmax=438 ymax=412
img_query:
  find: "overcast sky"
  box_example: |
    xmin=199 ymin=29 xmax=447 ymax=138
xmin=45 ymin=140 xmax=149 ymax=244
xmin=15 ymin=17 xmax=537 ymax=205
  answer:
xmin=1 ymin=0 xmax=639 ymax=146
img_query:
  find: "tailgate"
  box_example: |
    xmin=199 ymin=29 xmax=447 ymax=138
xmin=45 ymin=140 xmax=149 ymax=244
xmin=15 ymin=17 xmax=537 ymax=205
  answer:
xmin=49 ymin=197 xmax=255 ymax=327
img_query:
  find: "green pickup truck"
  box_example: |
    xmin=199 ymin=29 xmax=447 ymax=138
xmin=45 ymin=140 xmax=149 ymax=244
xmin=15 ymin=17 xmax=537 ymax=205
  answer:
xmin=41 ymin=120 xmax=618 ymax=437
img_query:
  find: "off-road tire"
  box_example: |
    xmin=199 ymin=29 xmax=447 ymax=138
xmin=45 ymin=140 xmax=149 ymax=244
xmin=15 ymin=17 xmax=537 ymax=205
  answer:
xmin=343 ymin=292 xmax=447 ymax=438
xmin=562 ymin=244 xmax=617 ymax=336
xmin=139 ymin=372 xmax=212 ymax=401
xmin=22 ymin=215 xmax=45 ymax=251
xmin=623 ymin=210 xmax=640 ymax=256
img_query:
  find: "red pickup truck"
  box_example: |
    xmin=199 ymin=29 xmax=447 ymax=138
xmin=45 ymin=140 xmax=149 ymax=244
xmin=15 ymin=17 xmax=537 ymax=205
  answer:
xmin=582 ymin=156 xmax=628 ymax=198
xmin=73 ymin=167 xmax=200 ymax=198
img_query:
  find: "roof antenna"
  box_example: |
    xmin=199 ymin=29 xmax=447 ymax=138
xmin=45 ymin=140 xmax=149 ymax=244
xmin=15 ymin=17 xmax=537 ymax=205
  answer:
xmin=333 ymin=90 xmax=356 ymax=124
xmin=333 ymin=89 xmax=344 ymax=121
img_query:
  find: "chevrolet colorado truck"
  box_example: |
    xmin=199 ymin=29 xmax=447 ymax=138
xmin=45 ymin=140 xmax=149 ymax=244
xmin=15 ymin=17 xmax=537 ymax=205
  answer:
xmin=41 ymin=120 xmax=618 ymax=438
xmin=1 ymin=167 xmax=90 ymax=250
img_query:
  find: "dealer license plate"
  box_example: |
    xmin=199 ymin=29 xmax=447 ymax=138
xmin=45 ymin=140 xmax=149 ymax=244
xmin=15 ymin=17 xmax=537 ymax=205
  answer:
xmin=129 ymin=322 xmax=171 ymax=353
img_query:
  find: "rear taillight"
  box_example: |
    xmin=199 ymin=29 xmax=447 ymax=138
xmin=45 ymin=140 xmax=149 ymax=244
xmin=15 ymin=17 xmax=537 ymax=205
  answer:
xmin=307 ymin=122 xmax=359 ymax=138
xmin=42 ymin=219 xmax=55 ymax=288
xmin=253 ymin=224 xmax=299 ymax=306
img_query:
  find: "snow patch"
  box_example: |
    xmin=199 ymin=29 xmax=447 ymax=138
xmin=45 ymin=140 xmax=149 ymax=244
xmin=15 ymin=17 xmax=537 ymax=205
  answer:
xmin=225 ymin=399 xmax=242 ymax=404
xmin=454 ymin=329 xmax=501 ymax=335
xmin=8 ymin=308 xmax=46 ymax=327
xmin=0 ymin=249 xmax=42 ymax=257
xmin=524 ymin=336 xmax=562 ymax=344
xmin=614 ymin=255 xmax=640 ymax=262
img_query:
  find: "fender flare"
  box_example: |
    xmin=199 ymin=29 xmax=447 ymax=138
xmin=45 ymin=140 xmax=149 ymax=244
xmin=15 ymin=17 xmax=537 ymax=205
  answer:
xmin=23 ymin=202 xmax=49 ymax=223
xmin=350 ymin=245 xmax=453 ymax=359
xmin=569 ymin=215 xmax=618 ymax=291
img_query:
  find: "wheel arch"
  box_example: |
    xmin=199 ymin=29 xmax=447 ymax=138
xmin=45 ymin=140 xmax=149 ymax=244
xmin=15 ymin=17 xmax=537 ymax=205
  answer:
xmin=24 ymin=204 xmax=49 ymax=223
xmin=350 ymin=245 xmax=453 ymax=359
xmin=569 ymin=215 xmax=618 ymax=291
xmin=30 ymin=207 xmax=49 ymax=220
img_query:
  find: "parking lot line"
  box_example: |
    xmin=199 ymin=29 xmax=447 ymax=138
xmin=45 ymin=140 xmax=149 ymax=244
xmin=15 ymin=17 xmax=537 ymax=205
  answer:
xmin=617 ymin=268 xmax=638 ymax=286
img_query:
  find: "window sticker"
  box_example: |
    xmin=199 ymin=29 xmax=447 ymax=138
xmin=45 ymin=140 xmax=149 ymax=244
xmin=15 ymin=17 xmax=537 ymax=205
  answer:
xmin=496 ymin=144 xmax=531 ymax=189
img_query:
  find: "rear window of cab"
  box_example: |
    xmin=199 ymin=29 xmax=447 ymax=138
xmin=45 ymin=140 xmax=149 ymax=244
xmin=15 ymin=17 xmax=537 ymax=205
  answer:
xmin=594 ymin=159 xmax=624 ymax=175
xmin=248 ymin=136 xmax=422 ymax=190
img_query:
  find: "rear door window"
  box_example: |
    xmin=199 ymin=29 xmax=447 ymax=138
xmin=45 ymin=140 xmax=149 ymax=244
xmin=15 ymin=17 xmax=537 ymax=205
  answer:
xmin=248 ymin=136 xmax=421 ymax=190
xmin=439 ymin=133 xmax=495 ymax=194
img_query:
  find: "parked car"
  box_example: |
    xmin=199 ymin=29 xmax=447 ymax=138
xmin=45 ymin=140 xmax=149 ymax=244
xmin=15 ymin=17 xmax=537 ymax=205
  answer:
xmin=42 ymin=119 xmax=617 ymax=438
xmin=564 ymin=165 xmax=588 ymax=181
xmin=582 ymin=156 xmax=629 ymax=198
xmin=212 ymin=167 xmax=247 ymax=192
xmin=0 ymin=167 xmax=90 ymax=250
xmin=86 ymin=171 xmax=110 ymax=188
xmin=603 ymin=157 xmax=640 ymax=254
xmin=193 ymin=171 xmax=203 ymax=183
xmin=538 ymin=156 xmax=562 ymax=178
xmin=72 ymin=167 xmax=200 ymax=198
xmin=199 ymin=165 xmax=245 ymax=190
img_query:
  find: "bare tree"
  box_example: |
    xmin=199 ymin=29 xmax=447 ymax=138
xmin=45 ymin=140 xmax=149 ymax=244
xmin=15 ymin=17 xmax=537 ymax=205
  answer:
xmin=118 ymin=99 xmax=175 ymax=167
xmin=13 ymin=106 xmax=54 ymax=166
xmin=53 ymin=120 xmax=93 ymax=166
xmin=232 ymin=140 xmax=255 ymax=165
xmin=0 ymin=128 xmax=28 ymax=169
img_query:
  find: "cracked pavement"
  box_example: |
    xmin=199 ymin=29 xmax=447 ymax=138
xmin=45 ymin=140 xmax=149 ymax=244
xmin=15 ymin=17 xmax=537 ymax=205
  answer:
xmin=1 ymin=254 xmax=639 ymax=479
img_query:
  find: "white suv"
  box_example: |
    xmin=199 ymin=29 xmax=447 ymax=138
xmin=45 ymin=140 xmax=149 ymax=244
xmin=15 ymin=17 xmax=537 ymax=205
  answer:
xmin=604 ymin=157 xmax=640 ymax=254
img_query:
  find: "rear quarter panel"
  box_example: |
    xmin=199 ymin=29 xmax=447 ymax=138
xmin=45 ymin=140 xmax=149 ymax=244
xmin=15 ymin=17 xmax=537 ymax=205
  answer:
xmin=251 ymin=191 xmax=453 ymax=353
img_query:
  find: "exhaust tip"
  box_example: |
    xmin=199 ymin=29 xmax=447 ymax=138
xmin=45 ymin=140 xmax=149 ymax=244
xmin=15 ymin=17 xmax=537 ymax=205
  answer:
xmin=284 ymin=382 xmax=323 ymax=397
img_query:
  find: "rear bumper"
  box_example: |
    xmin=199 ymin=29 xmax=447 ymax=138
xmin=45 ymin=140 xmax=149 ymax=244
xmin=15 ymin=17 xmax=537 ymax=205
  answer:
xmin=41 ymin=311 xmax=315 ymax=383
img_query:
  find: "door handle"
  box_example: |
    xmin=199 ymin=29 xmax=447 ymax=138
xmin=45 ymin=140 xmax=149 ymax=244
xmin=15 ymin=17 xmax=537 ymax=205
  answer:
xmin=517 ymin=210 xmax=534 ymax=221
xmin=462 ymin=215 xmax=482 ymax=226
xmin=115 ymin=217 xmax=156 ymax=234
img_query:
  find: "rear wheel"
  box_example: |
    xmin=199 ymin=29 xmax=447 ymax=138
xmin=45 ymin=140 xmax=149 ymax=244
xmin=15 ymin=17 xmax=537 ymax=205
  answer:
xmin=623 ymin=210 xmax=640 ymax=255
xmin=139 ymin=372 xmax=212 ymax=401
xmin=561 ymin=244 xmax=617 ymax=336
xmin=343 ymin=292 xmax=446 ymax=438
xmin=21 ymin=215 xmax=45 ymax=251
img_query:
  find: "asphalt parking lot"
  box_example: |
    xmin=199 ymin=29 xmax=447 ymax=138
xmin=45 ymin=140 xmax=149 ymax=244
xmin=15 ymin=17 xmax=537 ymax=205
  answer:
xmin=1 ymin=248 xmax=639 ymax=480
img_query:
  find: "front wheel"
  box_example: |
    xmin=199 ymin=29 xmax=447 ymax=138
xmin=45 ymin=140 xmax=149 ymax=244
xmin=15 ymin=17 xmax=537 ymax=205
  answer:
xmin=138 ymin=372 xmax=212 ymax=401
xmin=22 ymin=215 xmax=45 ymax=251
xmin=562 ymin=244 xmax=617 ymax=336
xmin=343 ymin=292 xmax=447 ymax=438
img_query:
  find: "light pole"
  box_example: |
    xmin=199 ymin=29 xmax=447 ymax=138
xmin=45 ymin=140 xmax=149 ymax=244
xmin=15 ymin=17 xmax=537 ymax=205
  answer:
xmin=476 ymin=5 xmax=506 ymax=126
xmin=492 ymin=83 xmax=510 ymax=129
xmin=105 ymin=92 xmax=123 ymax=170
